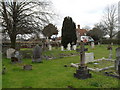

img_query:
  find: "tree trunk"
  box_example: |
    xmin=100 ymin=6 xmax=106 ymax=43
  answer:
xmin=10 ymin=34 xmax=16 ymax=49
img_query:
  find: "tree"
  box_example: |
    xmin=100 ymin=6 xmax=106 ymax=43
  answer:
xmin=117 ymin=31 xmax=120 ymax=40
xmin=102 ymin=4 xmax=118 ymax=39
xmin=42 ymin=23 xmax=58 ymax=39
xmin=0 ymin=0 xmax=54 ymax=48
xmin=87 ymin=23 xmax=107 ymax=41
xmin=61 ymin=16 xmax=77 ymax=49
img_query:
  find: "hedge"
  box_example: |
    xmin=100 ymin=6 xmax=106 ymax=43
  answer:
xmin=100 ymin=39 xmax=120 ymax=45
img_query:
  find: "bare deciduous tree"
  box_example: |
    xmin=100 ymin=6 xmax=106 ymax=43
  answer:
xmin=0 ymin=0 xmax=55 ymax=48
xmin=102 ymin=4 xmax=118 ymax=39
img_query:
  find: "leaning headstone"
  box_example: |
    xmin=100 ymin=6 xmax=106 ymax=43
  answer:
xmin=11 ymin=50 xmax=22 ymax=63
xmin=73 ymin=45 xmax=77 ymax=50
xmin=6 ymin=48 xmax=15 ymax=59
xmin=91 ymin=42 xmax=95 ymax=49
xmin=115 ymin=47 xmax=120 ymax=71
xmin=48 ymin=44 xmax=52 ymax=51
xmin=61 ymin=46 xmax=64 ymax=51
xmin=67 ymin=43 xmax=71 ymax=51
xmin=85 ymin=53 xmax=94 ymax=64
xmin=32 ymin=45 xmax=42 ymax=63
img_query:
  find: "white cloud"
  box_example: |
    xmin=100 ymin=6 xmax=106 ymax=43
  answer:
xmin=50 ymin=0 xmax=119 ymax=36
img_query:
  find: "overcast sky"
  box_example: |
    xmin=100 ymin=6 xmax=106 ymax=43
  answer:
xmin=50 ymin=0 xmax=119 ymax=36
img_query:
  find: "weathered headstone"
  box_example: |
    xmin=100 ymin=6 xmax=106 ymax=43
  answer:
xmin=115 ymin=47 xmax=120 ymax=71
xmin=61 ymin=46 xmax=64 ymax=51
xmin=48 ymin=44 xmax=52 ymax=51
xmin=6 ymin=48 xmax=15 ymax=59
xmin=67 ymin=43 xmax=71 ymax=51
xmin=74 ymin=42 xmax=92 ymax=79
xmin=73 ymin=45 xmax=77 ymax=50
xmin=11 ymin=50 xmax=22 ymax=63
xmin=91 ymin=42 xmax=95 ymax=49
xmin=98 ymin=42 xmax=100 ymax=45
xmin=32 ymin=45 xmax=42 ymax=63
xmin=85 ymin=53 xmax=94 ymax=64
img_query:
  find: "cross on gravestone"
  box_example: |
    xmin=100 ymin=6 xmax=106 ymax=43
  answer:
xmin=74 ymin=42 xmax=92 ymax=79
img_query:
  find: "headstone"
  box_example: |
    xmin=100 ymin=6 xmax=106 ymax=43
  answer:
xmin=85 ymin=53 xmax=94 ymax=64
xmin=91 ymin=42 xmax=95 ymax=49
xmin=11 ymin=50 xmax=22 ymax=63
xmin=32 ymin=45 xmax=42 ymax=63
xmin=23 ymin=65 xmax=32 ymax=70
xmin=115 ymin=47 xmax=120 ymax=71
xmin=61 ymin=46 xmax=64 ymax=51
xmin=73 ymin=45 xmax=77 ymax=50
xmin=74 ymin=42 xmax=92 ymax=79
xmin=67 ymin=43 xmax=71 ymax=51
xmin=6 ymin=48 xmax=15 ymax=59
xmin=98 ymin=42 xmax=100 ymax=45
xmin=111 ymin=42 xmax=113 ymax=45
xmin=48 ymin=44 xmax=52 ymax=51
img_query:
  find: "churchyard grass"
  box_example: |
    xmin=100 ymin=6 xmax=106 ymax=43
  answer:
xmin=2 ymin=45 xmax=120 ymax=88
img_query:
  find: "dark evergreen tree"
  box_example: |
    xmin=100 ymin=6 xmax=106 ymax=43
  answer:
xmin=61 ymin=16 xmax=77 ymax=49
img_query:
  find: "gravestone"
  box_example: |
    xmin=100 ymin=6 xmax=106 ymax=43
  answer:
xmin=23 ymin=65 xmax=32 ymax=70
xmin=67 ymin=43 xmax=71 ymax=51
xmin=74 ymin=42 xmax=92 ymax=79
xmin=11 ymin=50 xmax=22 ymax=63
xmin=115 ymin=47 xmax=120 ymax=71
xmin=48 ymin=44 xmax=52 ymax=51
xmin=61 ymin=46 xmax=64 ymax=51
xmin=6 ymin=48 xmax=15 ymax=59
xmin=91 ymin=42 xmax=95 ymax=49
xmin=73 ymin=45 xmax=77 ymax=50
xmin=98 ymin=42 xmax=100 ymax=45
xmin=32 ymin=44 xmax=42 ymax=63
xmin=85 ymin=53 xmax=94 ymax=64
xmin=107 ymin=45 xmax=112 ymax=59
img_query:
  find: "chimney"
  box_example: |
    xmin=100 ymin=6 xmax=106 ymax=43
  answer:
xmin=77 ymin=25 xmax=80 ymax=29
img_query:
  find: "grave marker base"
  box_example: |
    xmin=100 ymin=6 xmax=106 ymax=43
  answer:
xmin=74 ymin=66 xmax=92 ymax=79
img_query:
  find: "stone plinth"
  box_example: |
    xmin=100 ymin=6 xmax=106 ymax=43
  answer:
xmin=74 ymin=66 xmax=92 ymax=79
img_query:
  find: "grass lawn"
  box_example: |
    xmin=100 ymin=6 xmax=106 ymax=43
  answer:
xmin=2 ymin=45 xmax=120 ymax=88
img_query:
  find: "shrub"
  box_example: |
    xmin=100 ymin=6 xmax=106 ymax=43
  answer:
xmin=100 ymin=39 xmax=120 ymax=45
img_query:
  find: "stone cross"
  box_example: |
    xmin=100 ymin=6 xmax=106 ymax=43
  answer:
xmin=80 ymin=42 xmax=86 ymax=66
xmin=74 ymin=41 xmax=92 ymax=79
